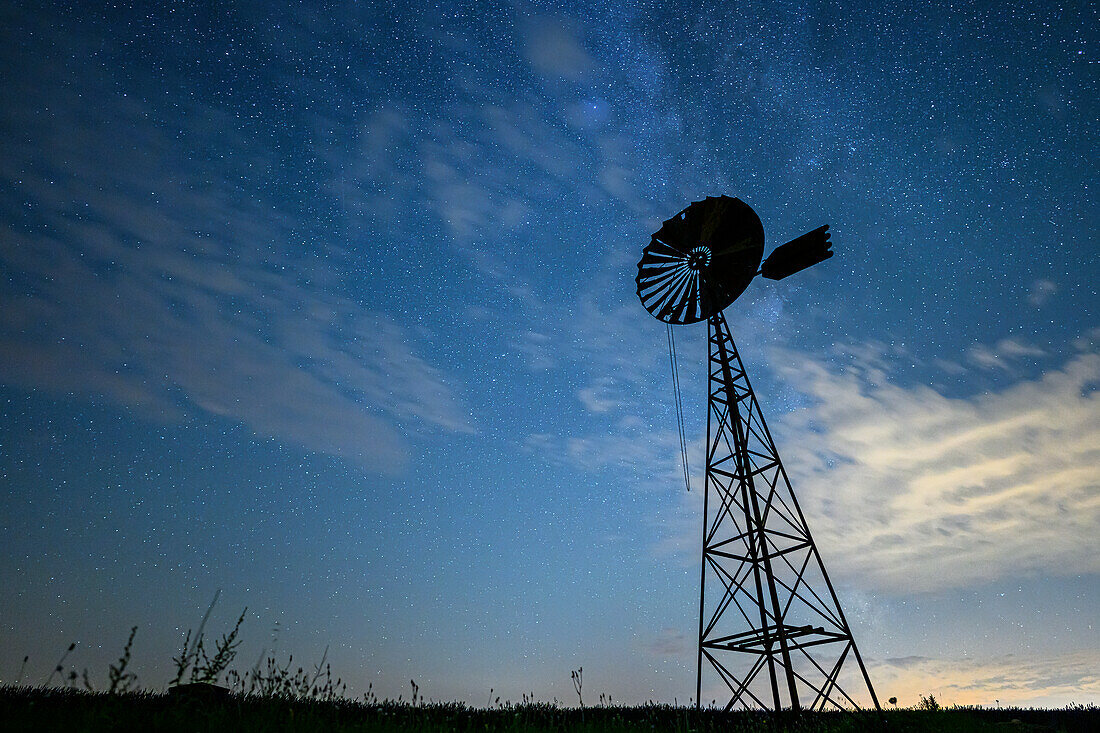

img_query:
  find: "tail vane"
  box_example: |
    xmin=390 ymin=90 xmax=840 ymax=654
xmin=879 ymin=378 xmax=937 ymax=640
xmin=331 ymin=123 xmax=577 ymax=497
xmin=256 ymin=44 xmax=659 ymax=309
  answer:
xmin=760 ymin=225 xmax=833 ymax=280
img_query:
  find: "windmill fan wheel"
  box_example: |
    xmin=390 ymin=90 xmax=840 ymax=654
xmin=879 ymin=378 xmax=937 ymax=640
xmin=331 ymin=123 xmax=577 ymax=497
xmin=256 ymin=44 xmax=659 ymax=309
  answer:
xmin=636 ymin=196 xmax=765 ymax=324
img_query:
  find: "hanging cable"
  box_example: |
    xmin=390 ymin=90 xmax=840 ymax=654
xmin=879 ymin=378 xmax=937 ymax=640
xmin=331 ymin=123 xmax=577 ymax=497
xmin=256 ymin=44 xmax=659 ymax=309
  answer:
xmin=666 ymin=323 xmax=691 ymax=492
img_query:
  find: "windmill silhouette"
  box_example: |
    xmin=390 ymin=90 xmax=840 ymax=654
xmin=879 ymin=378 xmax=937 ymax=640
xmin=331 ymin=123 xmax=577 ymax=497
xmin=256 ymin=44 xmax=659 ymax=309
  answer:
xmin=636 ymin=196 xmax=880 ymax=712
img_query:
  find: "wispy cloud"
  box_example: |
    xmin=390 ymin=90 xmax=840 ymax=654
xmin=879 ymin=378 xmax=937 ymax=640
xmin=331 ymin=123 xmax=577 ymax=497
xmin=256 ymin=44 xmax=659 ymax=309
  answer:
xmin=869 ymin=650 xmax=1100 ymax=707
xmin=524 ymin=420 xmax=681 ymax=481
xmin=521 ymin=17 xmax=597 ymax=80
xmin=0 ymin=35 xmax=472 ymax=474
xmin=577 ymin=376 xmax=620 ymax=413
xmin=967 ymin=338 xmax=1046 ymax=371
xmin=1027 ymin=278 xmax=1058 ymax=307
xmin=641 ymin=626 xmax=689 ymax=658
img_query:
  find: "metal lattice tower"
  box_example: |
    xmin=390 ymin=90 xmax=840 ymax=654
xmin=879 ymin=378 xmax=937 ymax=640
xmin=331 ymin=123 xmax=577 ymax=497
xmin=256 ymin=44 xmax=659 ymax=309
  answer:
xmin=697 ymin=312 xmax=879 ymax=711
xmin=634 ymin=195 xmax=880 ymax=712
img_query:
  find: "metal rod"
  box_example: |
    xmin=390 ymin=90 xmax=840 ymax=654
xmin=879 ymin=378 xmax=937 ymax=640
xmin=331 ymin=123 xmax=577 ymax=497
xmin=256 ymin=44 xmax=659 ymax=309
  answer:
xmin=696 ymin=323 xmax=713 ymax=710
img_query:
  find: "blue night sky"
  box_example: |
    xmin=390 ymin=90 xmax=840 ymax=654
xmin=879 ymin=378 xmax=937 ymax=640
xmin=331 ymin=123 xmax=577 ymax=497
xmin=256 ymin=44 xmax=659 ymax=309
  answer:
xmin=1 ymin=0 xmax=1097 ymax=708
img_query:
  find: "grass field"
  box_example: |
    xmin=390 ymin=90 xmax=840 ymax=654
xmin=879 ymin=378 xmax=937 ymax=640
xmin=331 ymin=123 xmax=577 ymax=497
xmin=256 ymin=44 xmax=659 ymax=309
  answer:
xmin=2 ymin=687 xmax=1097 ymax=732
xmin=6 ymin=606 xmax=1095 ymax=731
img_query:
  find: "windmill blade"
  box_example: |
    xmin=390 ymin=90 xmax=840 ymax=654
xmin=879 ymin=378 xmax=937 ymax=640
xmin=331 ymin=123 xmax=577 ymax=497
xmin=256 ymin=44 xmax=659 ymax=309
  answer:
xmin=760 ymin=225 xmax=833 ymax=280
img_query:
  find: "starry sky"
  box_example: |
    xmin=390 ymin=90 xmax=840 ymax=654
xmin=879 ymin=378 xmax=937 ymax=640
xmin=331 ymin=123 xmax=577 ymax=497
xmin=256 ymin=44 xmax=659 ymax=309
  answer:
xmin=1 ymin=0 xmax=1097 ymax=709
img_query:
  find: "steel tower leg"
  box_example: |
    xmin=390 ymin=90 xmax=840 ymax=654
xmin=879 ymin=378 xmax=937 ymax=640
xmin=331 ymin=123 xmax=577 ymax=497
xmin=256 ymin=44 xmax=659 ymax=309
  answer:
xmin=695 ymin=312 xmax=880 ymax=711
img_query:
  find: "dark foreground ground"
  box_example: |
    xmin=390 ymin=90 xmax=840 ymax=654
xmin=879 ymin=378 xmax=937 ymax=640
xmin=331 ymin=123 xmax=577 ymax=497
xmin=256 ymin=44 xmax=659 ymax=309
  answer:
xmin=2 ymin=687 xmax=1097 ymax=732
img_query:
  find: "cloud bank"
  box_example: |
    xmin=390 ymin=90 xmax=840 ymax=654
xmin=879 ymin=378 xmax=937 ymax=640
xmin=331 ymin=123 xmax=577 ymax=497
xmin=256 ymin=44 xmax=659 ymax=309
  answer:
xmin=774 ymin=338 xmax=1099 ymax=592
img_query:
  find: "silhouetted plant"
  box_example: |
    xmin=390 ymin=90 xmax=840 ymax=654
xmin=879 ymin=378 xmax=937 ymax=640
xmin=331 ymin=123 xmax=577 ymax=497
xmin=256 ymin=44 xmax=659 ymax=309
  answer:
xmin=44 ymin=642 xmax=76 ymax=687
xmin=171 ymin=591 xmax=220 ymax=685
xmin=193 ymin=608 xmax=246 ymax=683
xmin=224 ymin=648 xmax=347 ymax=702
xmin=571 ymin=666 xmax=583 ymax=708
xmin=888 ymin=696 xmax=897 ymax=708
xmin=80 ymin=626 xmax=138 ymax=693
xmin=362 ymin=682 xmax=377 ymax=705
xmin=108 ymin=626 xmax=139 ymax=693
xmin=170 ymin=591 xmax=247 ymax=686
xmin=917 ymin=692 xmax=941 ymax=711
xmin=15 ymin=655 xmax=29 ymax=686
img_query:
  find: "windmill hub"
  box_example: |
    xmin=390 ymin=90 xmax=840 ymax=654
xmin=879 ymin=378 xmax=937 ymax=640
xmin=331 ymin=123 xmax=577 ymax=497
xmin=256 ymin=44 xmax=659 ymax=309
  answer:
xmin=687 ymin=246 xmax=711 ymax=270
